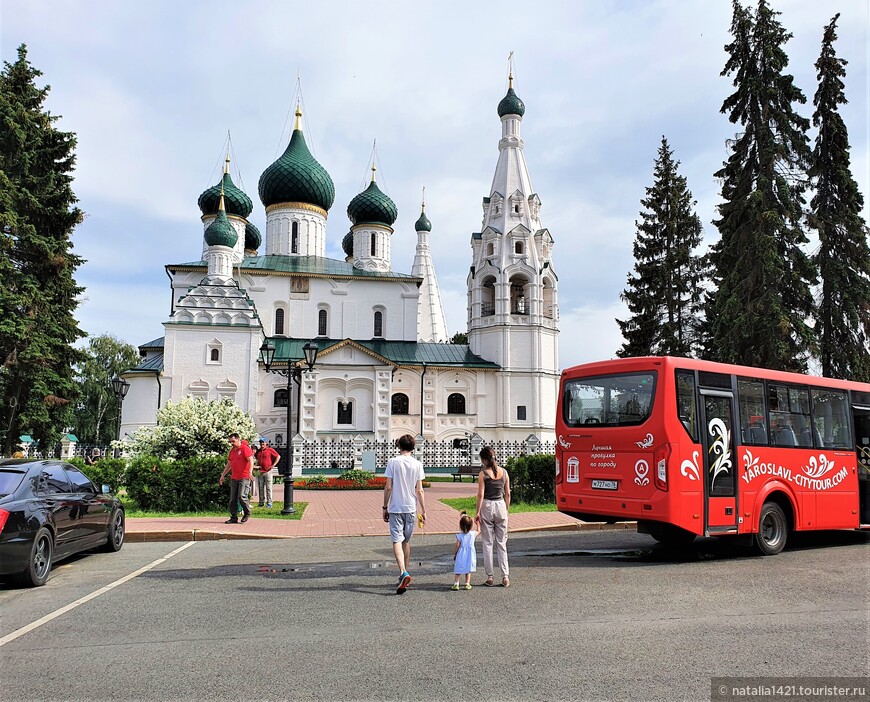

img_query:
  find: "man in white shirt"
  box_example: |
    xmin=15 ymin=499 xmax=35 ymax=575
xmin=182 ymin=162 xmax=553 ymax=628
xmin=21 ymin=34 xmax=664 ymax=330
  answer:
xmin=381 ymin=434 xmax=427 ymax=594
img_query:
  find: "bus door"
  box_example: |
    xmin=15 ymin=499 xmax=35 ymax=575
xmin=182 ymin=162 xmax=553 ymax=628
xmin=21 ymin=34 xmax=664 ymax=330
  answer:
xmin=699 ymin=389 xmax=738 ymax=534
xmin=854 ymin=405 xmax=870 ymax=524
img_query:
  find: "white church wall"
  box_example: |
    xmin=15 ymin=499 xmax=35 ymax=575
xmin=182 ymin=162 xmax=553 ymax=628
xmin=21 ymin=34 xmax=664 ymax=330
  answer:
xmin=119 ymin=374 xmax=161 ymax=438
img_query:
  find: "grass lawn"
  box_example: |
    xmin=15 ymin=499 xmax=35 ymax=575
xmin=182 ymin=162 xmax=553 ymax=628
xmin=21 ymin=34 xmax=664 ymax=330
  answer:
xmin=121 ymin=498 xmax=307 ymax=520
xmin=439 ymin=497 xmax=556 ymax=516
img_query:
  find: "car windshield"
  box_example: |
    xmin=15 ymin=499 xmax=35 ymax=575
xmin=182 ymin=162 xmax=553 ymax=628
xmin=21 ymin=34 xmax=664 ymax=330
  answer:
xmin=563 ymin=372 xmax=657 ymax=427
xmin=0 ymin=469 xmax=26 ymax=497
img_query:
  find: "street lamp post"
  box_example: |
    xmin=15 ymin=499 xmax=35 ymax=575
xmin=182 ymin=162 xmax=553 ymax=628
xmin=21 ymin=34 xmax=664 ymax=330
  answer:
xmin=110 ymin=376 xmax=131 ymax=443
xmin=259 ymin=340 xmax=318 ymax=515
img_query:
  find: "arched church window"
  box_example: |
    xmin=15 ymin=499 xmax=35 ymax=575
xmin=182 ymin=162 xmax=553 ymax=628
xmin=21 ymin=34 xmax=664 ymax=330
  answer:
xmin=210 ymin=348 xmax=219 ymax=362
xmin=447 ymin=393 xmax=466 ymax=415
xmin=515 ymin=241 xmax=524 ymax=254
xmin=318 ymin=309 xmax=328 ymax=336
xmin=274 ymin=389 xmax=288 ymax=408
xmin=275 ymin=308 xmax=285 ymax=335
xmin=370 ymin=234 xmax=377 ymax=257
xmin=391 ymin=393 xmax=409 ymax=415
xmin=486 ymin=243 xmax=494 ymax=256
xmin=337 ymin=401 xmax=353 ymax=425
xmin=291 ymin=221 xmax=299 ymax=254
xmin=373 ymin=310 xmax=383 ymax=338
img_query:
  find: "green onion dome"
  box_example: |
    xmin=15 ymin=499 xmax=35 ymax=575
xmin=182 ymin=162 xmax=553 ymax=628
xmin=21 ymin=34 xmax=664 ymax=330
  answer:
xmin=497 ymin=87 xmax=525 ymax=118
xmin=258 ymin=113 xmax=335 ymax=212
xmin=347 ymin=179 xmax=398 ymax=227
xmin=414 ymin=207 xmax=431 ymax=232
xmin=198 ymin=171 xmax=253 ymax=219
xmin=204 ymin=203 xmax=238 ymax=248
xmin=341 ymin=231 xmax=354 ymax=257
xmin=244 ymin=221 xmax=261 ymax=251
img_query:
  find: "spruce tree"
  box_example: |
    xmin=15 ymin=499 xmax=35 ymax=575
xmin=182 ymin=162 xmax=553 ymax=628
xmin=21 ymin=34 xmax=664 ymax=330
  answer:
xmin=809 ymin=14 xmax=870 ymax=381
xmin=706 ymin=0 xmax=816 ymax=372
xmin=617 ymin=137 xmax=705 ymax=358
xmin=0 ymin=45 xmax=85 ymax=455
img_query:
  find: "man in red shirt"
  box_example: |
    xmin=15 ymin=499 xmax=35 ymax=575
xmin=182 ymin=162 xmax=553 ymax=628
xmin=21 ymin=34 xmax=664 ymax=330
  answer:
xmin=219 ymin=433 xmax=255 ymax=523
xmin=254 ymin=439 xmax=281 ymax=508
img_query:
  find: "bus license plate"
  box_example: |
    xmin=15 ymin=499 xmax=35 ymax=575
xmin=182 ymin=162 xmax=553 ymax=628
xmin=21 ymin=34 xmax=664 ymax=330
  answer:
xmin=591 ymin=479 xmax=618 ymax=491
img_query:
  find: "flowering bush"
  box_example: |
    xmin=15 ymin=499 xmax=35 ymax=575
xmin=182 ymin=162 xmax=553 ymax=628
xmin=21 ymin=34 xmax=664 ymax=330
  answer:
xmin=125 ymin=397 xmax=257 ymax=459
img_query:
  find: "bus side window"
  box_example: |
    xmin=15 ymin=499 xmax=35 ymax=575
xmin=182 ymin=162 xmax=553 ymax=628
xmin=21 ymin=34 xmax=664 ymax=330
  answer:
xmin=675 ymin=370 xmax=698 ymax=442
xmin=737 ymin=377 xmax=767 ymax=446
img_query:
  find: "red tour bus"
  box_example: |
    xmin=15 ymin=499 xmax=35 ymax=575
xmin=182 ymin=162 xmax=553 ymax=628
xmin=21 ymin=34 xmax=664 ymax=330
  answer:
xmin=555 ymin=356 xmax=870 ymax=555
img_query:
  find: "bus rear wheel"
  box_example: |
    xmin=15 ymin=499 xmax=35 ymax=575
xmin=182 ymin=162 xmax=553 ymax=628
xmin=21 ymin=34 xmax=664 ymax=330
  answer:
xmin=754 ymin=502 xmax=788 ymax=556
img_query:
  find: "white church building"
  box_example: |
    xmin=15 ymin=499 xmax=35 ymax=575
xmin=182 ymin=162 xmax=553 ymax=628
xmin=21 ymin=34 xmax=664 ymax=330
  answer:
xmin=120 ymin=76 xmax=560 ymax=447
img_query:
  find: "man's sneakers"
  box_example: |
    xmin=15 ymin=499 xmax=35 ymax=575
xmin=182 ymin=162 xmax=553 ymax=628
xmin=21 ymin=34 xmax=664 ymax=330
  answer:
xmin=266 ymin=503 xmax=273 ymax=508
xmin=396 ymin=571 xmax=412 ymax=594
xmin=240 ymin=515 xmax=249 ymax=523
xmin=224 ymin=518 xmax=238 ymax=524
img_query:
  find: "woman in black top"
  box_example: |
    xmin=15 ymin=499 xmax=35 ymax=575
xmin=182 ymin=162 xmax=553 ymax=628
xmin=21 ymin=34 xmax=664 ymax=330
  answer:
xmin=474 ymin=446 xmax=511 ymax=587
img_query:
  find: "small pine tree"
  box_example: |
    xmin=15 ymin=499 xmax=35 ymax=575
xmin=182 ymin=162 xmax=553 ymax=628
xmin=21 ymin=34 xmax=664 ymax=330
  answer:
xmin=617 ymin=137 xmax=705 ymax=358
xmin=809 ymin=14 xmax=870 ymax=381
xmin=705 ymin=0 xmax=816 ymax=372
xmin=0 ymin=45 xmax=85 ymax=454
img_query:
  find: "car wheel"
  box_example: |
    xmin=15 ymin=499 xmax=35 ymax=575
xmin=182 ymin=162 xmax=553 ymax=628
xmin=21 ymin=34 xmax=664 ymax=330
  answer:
xmin=16 ymin=527 xmax=54 ymax=587
xmin=753 ymin=502 xmax=787 ymax=556
xmin=102 ymin=509 xmax=125 ymax=552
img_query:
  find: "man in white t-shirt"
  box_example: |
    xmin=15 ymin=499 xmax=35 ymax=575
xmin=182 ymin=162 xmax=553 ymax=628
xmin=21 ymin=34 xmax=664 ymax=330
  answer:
xmin=381 ymin=433 xmax=427 ymax=594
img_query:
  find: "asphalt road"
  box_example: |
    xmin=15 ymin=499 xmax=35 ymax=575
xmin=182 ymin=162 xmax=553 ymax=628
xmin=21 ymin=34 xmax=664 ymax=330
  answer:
xmin=1 ymin=529 xmax=868 ymax=702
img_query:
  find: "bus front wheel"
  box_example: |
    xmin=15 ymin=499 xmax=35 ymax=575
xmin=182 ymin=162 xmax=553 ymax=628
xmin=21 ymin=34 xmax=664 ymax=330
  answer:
xmin=754 ymin=502 xmax=788 ymax=556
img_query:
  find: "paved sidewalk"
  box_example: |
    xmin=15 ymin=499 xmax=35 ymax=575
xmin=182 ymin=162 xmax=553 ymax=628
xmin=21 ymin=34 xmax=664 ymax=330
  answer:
xmin=126 ymin=481 xmax=634 ymax=542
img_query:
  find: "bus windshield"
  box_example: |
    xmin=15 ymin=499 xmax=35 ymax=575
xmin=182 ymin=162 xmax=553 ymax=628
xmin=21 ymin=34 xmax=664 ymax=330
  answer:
xmin=563 ymin=372 xmax=657 ymax=428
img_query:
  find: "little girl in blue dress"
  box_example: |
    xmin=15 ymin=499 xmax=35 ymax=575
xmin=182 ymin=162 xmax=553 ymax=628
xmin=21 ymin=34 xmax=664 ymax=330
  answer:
xmin=451 ymin=511 xmax=478 ymax=590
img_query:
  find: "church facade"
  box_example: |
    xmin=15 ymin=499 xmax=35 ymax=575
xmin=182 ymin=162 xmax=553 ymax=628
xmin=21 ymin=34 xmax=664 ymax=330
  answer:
xmin=120 ymin=78 xmax=560 ymax=446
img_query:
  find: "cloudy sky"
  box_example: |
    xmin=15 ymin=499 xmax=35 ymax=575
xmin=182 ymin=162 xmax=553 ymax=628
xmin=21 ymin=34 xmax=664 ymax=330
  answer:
xmin=3 ymin=0 xmax=868 ymax=371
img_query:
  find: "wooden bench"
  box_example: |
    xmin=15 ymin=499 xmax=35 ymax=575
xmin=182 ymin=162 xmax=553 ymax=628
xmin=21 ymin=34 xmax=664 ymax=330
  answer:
xmin=451 ymin=465 xmax=477 ymax=482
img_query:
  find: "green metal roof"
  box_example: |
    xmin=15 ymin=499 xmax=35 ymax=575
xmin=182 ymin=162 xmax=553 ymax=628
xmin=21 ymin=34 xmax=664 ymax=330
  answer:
xmin=265 ymin=338 xmax=499 ymax=369
xmin=128 ymin=353 xmax=164 ymax=373
xmin=497 ymin=87 xmax=525 ymax=117
xmin=198 ymin=172 xmax=253 ymax=218
xmin=204 ymin=208 xmax=238 ymax=248
xmin=169 ymin=255 xmax=421 ymax=281
xmin=414 ymin=209 xmax=431 ymax=232
xmin=64 ymin=433 xmax=79 ymax=442
xmin=347 ymin=180 xmax=398 ymax=227
xmin=245 ymin=221 xmax=262 ymax=251
xmin=258 ymin=129 xmax=335 ymax=211
xmin=139 ymin=337 xmax=165 ymax=350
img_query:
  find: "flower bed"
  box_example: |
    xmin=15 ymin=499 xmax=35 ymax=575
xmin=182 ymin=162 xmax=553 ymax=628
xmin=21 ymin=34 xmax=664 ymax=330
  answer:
xmin=291 ymin=477 xmax=432 ymax=490
xmin=292 ymin=477 xmax=387 ymax=490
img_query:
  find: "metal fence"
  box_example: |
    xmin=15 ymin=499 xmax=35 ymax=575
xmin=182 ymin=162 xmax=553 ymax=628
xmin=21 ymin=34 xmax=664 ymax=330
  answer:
xmin=274 ymin=437 xmax=556 ymax=473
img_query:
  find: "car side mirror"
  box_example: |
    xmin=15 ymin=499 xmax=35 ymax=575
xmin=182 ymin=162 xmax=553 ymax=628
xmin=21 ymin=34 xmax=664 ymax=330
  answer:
xmin=102 ymin=484 xmax=111 ymax=495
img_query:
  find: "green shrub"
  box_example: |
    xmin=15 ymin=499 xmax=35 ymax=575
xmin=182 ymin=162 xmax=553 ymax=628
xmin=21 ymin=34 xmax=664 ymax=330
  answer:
xmin=338 ymin=469 xmax=372 ymax=486
xmin=505 ymin=454 xmax=555 ymax=504
xmin=72 ymin=457 xmax=127 ymax=494
xmin=303 ymin=474 xmax=328 ymax=486
xmin=125 ymin=455 xmax=229 ymax=512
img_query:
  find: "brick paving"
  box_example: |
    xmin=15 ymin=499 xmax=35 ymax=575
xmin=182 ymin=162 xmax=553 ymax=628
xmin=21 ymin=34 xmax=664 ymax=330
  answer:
xmin=125 ymin=481 xmax=633 ymax=542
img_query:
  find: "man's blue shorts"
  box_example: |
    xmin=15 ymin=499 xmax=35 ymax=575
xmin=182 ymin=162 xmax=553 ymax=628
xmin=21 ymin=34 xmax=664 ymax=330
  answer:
xmin=388 ymin=513 xmax=415 ymax=543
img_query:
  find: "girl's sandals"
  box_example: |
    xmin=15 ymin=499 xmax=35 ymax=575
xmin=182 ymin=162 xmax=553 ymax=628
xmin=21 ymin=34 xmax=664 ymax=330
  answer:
xmin=501 ymin=577 xmax=510 ymax=588
xmin=484 ymin=576 xmax=494 ymax=587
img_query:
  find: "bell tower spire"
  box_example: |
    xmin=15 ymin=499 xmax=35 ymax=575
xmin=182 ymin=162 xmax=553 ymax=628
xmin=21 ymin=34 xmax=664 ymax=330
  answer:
xmin=466 ymin=69 xmax=559 ymax=439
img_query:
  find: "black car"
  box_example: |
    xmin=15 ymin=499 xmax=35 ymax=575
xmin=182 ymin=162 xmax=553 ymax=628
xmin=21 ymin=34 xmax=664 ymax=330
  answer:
xmin=0 ymin=459 xmax=125 ymax=586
